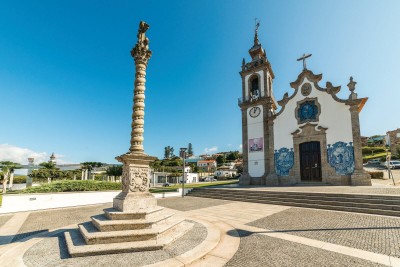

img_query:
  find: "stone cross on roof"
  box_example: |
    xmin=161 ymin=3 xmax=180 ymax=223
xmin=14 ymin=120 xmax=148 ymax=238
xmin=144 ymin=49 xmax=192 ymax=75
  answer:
xmin=297 ymin=53 xmax=312 ymax=70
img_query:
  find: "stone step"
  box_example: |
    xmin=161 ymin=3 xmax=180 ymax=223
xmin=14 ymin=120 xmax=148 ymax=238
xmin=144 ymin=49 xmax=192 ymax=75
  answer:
xmin=189 ymin=191 xmax=400 ymax=208
xmin=104 ymin=206 xmax=164 ymax=220
xmin=91 ymin=212 xmax=175 ymax=231
xmin=189 ymin=189 xmax=400 ymax=204
xmin=187 ymin=193 xmax=400 ymax=217
xmin=191 ymin=188 xmax=400 ymax=200
xmin=65 ymin=221 xmax=194 ymax=257
xmin=79 ymin=216 xmax=184 ymax=245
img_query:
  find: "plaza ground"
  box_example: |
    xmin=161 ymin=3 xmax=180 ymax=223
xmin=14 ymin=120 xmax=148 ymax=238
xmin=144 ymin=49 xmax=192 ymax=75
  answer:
xmin=2 ymin=184 xmax=400 ymax=266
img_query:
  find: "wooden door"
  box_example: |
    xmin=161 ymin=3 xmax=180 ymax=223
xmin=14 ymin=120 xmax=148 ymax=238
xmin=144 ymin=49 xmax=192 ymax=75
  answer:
xmin=300 ymin=141 xmax=322 ymax=181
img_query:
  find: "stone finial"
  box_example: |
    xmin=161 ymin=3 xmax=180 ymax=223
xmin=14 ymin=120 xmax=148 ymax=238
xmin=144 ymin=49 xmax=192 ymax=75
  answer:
xmin=242 ymin=58 xmax=246 ymax=70
xmin=347 ymin=76 xmax=358 ymax=100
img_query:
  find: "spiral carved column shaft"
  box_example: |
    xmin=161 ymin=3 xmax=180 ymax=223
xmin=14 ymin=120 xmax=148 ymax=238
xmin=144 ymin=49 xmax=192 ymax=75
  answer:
xmin=130 ymin=61 xmax=149 ymax=152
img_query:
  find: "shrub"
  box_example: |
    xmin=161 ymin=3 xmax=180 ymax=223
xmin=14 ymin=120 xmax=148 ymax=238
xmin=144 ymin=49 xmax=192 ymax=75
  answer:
xmin=368 ymin=171 xmax=384 ymax=179
xmin=362 ymin=146 xmax=386 ymax=155
xmin=22 ymin=180 xmax=121 ymax=194
xmin=12 ymin=176 xmax=28 ymax=184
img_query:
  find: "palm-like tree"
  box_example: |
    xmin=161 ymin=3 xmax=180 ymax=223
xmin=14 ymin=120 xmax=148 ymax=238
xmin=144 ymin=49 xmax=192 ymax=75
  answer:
xmin=0 ymin=161 xmax=21 ymax=193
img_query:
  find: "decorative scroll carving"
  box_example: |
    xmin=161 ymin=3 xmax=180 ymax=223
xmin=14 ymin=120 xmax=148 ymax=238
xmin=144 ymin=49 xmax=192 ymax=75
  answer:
xmin=121 ymin=165 xmax=149 ymax=192
xmin=277 ymin=92 xmax=289 ymax=107
xmin=326 ymin=82 xmax=341 ymax=95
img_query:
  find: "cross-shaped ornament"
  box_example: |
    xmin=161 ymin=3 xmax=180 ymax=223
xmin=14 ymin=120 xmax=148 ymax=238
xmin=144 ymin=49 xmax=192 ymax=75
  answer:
xmin=297 ymin=53 xmax=312 ymax=70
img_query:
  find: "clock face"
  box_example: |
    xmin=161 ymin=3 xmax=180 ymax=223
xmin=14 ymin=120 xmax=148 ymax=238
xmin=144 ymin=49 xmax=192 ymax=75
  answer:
xmin=249 ymin=107 xmax=261 ymax=118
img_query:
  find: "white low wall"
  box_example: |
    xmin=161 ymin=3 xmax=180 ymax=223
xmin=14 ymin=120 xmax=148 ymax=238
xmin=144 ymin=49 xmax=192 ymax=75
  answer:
xmin=0 ymin=188 xmax=193 ymax=214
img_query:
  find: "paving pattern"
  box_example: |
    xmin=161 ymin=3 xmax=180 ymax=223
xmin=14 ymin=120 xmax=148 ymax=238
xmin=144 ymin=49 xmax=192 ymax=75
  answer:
xmin=225 ymin=232 xmax=386 ymax=267
xmin=0 ymin=214 xmax=13 ymax=228
xmin=12 ymin=203 xmax=111 ymax=242
xmin=158 ymin=196 xmax=232 ymax=211
xmin=23 ymin=220 xmax=207 ymax=267
xmin=248 ymin=207 xmax=400 ymax=257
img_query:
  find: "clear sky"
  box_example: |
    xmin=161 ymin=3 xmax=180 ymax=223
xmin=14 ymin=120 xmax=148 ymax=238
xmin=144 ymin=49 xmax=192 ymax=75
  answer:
xmin=1 ymin=0 xmax=399 ymax=164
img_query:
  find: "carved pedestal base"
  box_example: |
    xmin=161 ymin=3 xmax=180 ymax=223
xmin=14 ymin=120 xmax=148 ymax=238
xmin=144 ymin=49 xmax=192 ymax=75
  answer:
xmin=351 ymin=171 xmax=372 ymax=186
xmin=113 ymin=192 xmax=157 ymax=213
xmin=113 ymin=152 xmax=157 ymax=212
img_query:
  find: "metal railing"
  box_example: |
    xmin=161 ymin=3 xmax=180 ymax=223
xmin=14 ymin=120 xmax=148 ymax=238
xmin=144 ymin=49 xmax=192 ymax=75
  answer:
xmin=238 ymin=91 xmax=267 ymax=105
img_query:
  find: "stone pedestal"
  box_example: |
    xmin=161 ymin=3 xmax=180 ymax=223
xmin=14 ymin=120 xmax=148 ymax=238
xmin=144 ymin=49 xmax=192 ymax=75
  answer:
xmin=113 ymin=152 xmax=157 ymax=212
xmin=351 ymin=171 xmax=372 ymax=186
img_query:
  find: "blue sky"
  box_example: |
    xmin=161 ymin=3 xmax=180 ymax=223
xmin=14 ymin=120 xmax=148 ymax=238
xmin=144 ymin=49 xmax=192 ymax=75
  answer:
xmin=1 ymin=0 xmax=399 ymax=164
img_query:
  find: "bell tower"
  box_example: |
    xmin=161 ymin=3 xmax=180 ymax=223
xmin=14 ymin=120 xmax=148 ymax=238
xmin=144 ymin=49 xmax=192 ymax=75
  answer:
xmin=238 ymin=22 xmax=278 ymax=185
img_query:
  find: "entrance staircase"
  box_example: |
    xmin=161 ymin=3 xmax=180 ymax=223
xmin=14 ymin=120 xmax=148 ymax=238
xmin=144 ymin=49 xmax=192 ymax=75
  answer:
xmin=188 ymin=188 xmax=400 ymax=217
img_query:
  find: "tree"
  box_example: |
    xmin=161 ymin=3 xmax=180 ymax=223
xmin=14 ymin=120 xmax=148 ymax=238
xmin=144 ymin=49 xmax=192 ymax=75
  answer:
xmin=81 ymin=162 xmax=104 ymax=180
xmin=164 ymin=146 xmax=175 ymax=159
xmin=226 ymin=151 xmax=240 ymax=161
xmin=39 ymin=161 xmax=58 ymax=170
xmin=106 ymin=165 xmax=123 ymax=176
xmin=0 ymin=161 xmax=21 ymax=193
xmin=216 ymin=155 xmax=226 ymax=166
xmin=187 ymin=143 xmax=193 ymax=156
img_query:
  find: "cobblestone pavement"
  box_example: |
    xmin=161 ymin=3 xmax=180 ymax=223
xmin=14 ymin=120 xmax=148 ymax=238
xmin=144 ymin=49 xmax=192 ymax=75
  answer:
xmin=12 ymin=203 xmax=111 ymax=242
xmin=225 ymin=231 xmax=385 ymax=267
xmin=23 ymin=220 xmax=206 ymax=267
xmin=248 ymin=207 xmax=400 ymax=257
xmin=158 ymin=196 xmax=232 ymax=211
xmin=0 ymin=214 xmax=13 ymax=228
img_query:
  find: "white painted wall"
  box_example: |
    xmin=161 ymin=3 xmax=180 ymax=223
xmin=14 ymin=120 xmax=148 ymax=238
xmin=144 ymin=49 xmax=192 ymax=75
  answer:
xmin=274 ymin=77 xmax=353 ymax=150
xmin=247 ymin=105 xmax=265 ymax=177
xmin=244 ymin=70 xmax=264 ymax=99
xmin=0 ymin=189 xmax=193 ymax=214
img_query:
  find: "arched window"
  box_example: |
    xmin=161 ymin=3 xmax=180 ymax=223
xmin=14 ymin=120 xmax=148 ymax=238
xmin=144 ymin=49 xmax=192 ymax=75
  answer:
xmin=250 ymin=76 xmax=260 ymax=99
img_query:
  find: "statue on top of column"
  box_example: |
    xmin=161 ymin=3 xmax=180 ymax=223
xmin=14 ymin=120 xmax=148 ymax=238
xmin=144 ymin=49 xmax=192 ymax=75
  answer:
xmin=137 ymin=21 xmax=149 ymax=49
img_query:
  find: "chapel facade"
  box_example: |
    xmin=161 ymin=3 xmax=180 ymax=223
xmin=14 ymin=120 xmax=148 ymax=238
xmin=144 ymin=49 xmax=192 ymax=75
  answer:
xmin=239 ymin=27 xmax=371 ymax=186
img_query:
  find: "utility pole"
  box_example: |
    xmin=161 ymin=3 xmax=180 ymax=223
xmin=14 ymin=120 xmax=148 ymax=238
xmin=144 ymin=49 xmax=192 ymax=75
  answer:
xmin=180 ymin=148 xmax=187 ymax=197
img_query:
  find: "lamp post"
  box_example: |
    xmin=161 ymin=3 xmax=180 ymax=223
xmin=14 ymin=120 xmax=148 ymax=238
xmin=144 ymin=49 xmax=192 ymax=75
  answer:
xmin=180 ymin=147 xmax=187 ymax=197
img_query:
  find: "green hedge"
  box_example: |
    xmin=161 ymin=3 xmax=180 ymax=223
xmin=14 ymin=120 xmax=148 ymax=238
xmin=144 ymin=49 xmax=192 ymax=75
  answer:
xmin=22 ymin=180 xmax=121 ymax=193
xmin=368 ymin=171 xmax=384 ymax=179
xmin=362 ymin=146 xmax=386 ymax=155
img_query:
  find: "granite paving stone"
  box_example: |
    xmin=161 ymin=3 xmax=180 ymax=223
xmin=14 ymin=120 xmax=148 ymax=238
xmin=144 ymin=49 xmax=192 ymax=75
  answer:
xmin=23 ymin=220 xmax=207 ymax=267
xmin=0 ymin=214 xmax=13 ymax=228
xmin=248 ymin=207 xmax=400 ymax=257
xmin=158 ymin=196 xmax=232 ymax=211
xmin=224 ymin=231 xmax=386 ymax=267
xmin=13 ymin=203 xmax=111 ymax=242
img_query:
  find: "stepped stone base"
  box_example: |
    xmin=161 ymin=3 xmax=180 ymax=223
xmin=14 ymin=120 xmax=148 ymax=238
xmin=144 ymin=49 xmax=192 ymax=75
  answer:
xmin=65 ymin=205 xmax=193 ymax=257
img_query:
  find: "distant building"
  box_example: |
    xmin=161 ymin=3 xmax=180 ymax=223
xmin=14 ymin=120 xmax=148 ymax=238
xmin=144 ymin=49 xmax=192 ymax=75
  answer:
xmin=387 ymin=128 xmax=400 ymax=156
xmin=367 ymin=136 xmax=386 ymax=146
xmin=197 ymin=160 xmax=217 ymax=172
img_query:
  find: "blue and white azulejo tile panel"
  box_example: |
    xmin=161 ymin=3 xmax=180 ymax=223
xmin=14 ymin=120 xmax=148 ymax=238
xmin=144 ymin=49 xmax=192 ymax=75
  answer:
xmin=327 ymin=141 xmax=355 ymax=175
xmin=274 ymin=147 xmax=294 ymax=176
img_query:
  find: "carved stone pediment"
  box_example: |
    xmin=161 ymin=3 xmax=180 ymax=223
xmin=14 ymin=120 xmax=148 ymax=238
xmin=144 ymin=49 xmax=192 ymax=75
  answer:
xmin=290 ymin=69 xmax=322 ymax=90
xmin=292 ymin=123 xmax=327 ymax=138
xmin=326 ymin=82 xmax=341 ymax=95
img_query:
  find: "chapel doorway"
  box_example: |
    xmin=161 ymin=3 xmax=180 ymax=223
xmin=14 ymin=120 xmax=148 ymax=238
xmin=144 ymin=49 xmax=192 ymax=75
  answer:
xmin=300 ymin=141 xmax=322 ymax=181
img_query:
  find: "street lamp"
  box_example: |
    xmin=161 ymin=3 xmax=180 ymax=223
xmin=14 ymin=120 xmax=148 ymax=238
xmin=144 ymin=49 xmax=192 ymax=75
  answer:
xmin=180 ymin=147 xmax=187 ymax=197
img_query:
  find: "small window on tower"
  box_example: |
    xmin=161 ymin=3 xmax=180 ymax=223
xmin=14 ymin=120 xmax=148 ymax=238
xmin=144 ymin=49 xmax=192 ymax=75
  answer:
xmin=250 ymin=76 xmax=260 ymax=99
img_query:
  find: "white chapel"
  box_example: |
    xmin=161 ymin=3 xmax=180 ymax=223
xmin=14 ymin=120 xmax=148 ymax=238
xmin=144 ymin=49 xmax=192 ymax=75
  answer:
xmin=238 ymin=25 xmax=371 ymax=186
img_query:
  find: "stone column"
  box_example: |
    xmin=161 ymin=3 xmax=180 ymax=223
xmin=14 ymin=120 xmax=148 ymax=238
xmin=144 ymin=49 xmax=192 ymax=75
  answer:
xmin=266 ymin=116 xmax=278 ymax=186
xmin=239 ymin=107 xmax=250 ymax=185
xmin=113 ymin=21 xmax=157 ymax=212
xmin=347 ymin=77 xmax=371 ymax=186
xmin=349 ymin=104 xmax=371 ymax=185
